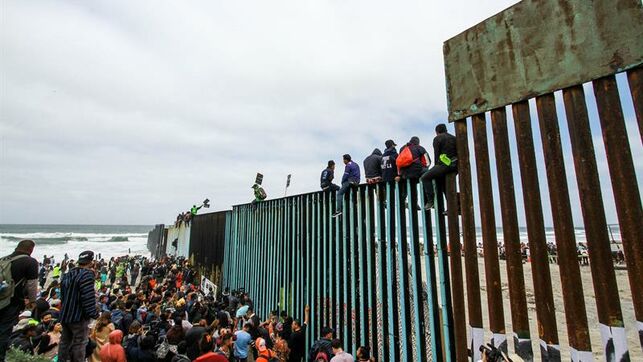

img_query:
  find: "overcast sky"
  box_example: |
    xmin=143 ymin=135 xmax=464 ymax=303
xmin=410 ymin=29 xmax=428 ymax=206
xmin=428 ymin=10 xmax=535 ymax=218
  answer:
xmin=1 ymin=0 xmax=641 ymax=226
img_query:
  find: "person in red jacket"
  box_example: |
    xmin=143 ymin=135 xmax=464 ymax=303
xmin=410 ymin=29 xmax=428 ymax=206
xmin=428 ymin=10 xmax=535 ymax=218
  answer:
xmin=99 ymin=330 xmax=126 ymax=362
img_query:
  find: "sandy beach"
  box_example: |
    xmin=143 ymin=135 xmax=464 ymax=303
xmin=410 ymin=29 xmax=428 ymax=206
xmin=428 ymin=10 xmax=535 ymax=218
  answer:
xmin=460 ymin=257 xmax=640 ymax=361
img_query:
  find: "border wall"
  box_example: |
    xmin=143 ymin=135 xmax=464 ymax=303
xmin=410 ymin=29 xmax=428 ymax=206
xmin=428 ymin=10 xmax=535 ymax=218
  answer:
xmin=147 ymin=1 xmax=643 ymax=361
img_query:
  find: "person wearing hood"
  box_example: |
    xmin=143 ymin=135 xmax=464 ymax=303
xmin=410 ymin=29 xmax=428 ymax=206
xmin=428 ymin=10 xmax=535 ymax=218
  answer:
xmin=381 ymin=140 xmax=399 ymax=183
xmin=99 ymin=330 xmax=126 ymax=362
xmin=332 ymin=154 xmax=361 ymax=217
xmin=396 ymin=136 xmax=430 ymax=210
xmin=363 ymin=148 xmax=383 ymax=184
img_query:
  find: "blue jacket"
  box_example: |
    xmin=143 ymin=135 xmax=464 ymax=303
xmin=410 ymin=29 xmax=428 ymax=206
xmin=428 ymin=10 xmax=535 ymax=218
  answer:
xmin=320 ymin=167 xmax=334 ymax=188
xmin=341 ymin=161 xmax=360 ymax=184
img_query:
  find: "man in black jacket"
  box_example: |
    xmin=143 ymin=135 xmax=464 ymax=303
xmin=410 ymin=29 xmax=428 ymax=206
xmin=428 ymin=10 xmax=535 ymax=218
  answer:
xmin=363 ymin=149 xmax=383 ymax=184
xmin=420 ymin=123 xmax=458 ymax=209
xmin=58 ymin=250 xmax=99 ymax=362
xmin=381 ymin=140 xmax=398 ymax=183
xmin=320 ymin=160 xmax=339 ymax=191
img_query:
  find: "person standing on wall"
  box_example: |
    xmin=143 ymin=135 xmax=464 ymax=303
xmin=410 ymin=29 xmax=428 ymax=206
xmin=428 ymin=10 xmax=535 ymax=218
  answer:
xmin=0 ymin=239 xmax=39 ymax=361
xmin=420 ymin=123 xmax=458 ymax=209
xmin=332 ymin=154 xmax=361 ymax=217
xmin=58 ymin=250 xmax=100 ymax=362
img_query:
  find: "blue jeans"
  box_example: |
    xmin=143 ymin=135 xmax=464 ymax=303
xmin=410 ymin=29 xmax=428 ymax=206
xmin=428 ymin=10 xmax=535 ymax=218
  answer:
xmin=336 ymin=182 xmax=354 ymax=212
xmin=0 ymin=303 xmax=21 ymax=360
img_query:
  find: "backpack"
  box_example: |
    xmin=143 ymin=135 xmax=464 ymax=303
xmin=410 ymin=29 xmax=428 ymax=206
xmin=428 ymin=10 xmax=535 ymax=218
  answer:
xmin=314 ymin=351 xmax=329 ymax=362
xmin=0 ymin=254 xmax=28 ymax=310
xmin=396 ymin=145 xmax=417 ymax=168
xmin=256 ymin=187 xmax=267 ymax=200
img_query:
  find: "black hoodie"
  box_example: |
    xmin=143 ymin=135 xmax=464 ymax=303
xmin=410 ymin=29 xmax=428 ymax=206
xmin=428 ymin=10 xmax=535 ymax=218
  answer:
xmin=363 ymin=148 xmax=383 ymax=178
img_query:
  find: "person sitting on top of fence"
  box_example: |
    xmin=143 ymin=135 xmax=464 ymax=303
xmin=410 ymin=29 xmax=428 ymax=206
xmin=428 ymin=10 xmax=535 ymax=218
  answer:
xmin=252 ymin=184 xmax=267 ymax=206
xmin=332 ymin=154 xmax=361 ymax=218
xmin=420 ymin=123 xmax=458 ymax=210
xmin=320 ymin=160 xmax=340 ymax=192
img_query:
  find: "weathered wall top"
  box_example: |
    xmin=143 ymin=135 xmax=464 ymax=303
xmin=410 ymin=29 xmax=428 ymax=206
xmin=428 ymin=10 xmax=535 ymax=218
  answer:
xmin=443 ymin=0 xmax=643 ymax=121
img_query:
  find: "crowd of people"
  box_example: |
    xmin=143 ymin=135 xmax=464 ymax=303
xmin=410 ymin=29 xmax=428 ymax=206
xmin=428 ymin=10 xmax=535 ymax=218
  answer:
xmin=1 ymin=240 xmax=377 ymax=362
xmin=318 ymin=124 xmax=458 ymax=217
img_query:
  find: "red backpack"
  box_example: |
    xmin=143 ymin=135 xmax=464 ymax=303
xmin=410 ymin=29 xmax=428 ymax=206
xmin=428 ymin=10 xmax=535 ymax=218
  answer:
xmin=396 ymin=145 xmax=426 ymax=169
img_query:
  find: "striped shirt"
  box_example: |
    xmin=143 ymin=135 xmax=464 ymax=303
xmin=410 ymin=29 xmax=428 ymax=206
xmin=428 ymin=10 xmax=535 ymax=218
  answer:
xmin=59 ymin=267 xmax=99 ymax=323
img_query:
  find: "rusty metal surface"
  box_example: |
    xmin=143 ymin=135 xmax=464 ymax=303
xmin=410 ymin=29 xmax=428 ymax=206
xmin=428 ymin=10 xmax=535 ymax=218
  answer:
xmin=627 ymin=66 xmax=643 ymax=143
xmin=471 ymin=114 xmax=507 ymax=351
xmin=535 ymin=94 xmax=592 ymax=354
xmin=562 ymin=85 xmax=626 ymax=352
xmin=593 ymin=75 xmax=643 ymax=336
xmin=490 ymin=108 xmax=533 ymax=360
xmin=443 ymin=0 xmax=643 ymax=121
xmin=512 ymin=101 xmax=560 ymax=359
xmin=454 ymin=120 xmax=484 ymax=360
xmin=445 ymin=174 xmax=467 ymax=362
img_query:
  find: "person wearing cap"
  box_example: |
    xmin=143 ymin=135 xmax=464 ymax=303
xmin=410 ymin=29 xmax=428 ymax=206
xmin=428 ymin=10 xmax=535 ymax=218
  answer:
xmin=333 ymin=154 xmax=361 ymax=217
xmin=381 ymin=140 xmax=399 ymax=183
xmin=255 ymin=337 xmax=277 ymax=362
xmin=0 ymin=239 xmax=39 ymax=361
xmin=58 ymin=250 xmax=100 ymax=362
xmin=320 ymin=160 xmax=340 ymax=191
xmin=420 ymin=123 xmax=458 ymax=209
xmin=308 ymin=326 xmax=334 ymax=361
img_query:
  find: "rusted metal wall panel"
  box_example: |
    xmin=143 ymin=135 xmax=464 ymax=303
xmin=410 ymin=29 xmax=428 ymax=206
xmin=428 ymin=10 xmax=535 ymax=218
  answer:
xmin=443 ymin=0 xmax=643 ymax=121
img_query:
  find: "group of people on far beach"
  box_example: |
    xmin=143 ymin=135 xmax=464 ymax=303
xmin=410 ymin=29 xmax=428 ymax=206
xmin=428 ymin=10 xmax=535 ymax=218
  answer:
xmin=1 ymin=240 xmax=376 ymax=362
xmin=319 ymin=123 xmax=458 ymax=217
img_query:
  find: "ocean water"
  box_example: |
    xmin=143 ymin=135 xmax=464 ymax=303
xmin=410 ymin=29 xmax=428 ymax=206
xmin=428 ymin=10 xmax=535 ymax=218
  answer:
xmin=0 ymin=224 xmax=151 ymax=262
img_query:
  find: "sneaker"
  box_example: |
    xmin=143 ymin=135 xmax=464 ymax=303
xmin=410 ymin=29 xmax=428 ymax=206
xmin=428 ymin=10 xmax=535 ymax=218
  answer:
xmin=424 ymin=201 xmax=434 ymax=210
xmin=332 ymin=211 xmax=342 ymax=218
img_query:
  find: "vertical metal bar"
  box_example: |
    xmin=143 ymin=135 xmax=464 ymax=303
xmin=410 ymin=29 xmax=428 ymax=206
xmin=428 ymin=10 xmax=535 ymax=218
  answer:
xmin=365 ymin=186 xmax=377 ymax=357
xmin=535 ymin=94 xmax=593 ymax=359
xmin=349 ymin=189 xmax=357 ymax=352
xmin=298 ymin=196 xmax=303 ymax=322
xmin=334 ymin=191 xmax=340 ymax=337
xmin=432 ymin=178 xmax=456 ymax=360
xmin=454 ymin=119 xmax=484 ymax=360
xmin=626 ymin=66 xmax=643 ymax=143
xmin=512 ymin=101 xmax=561 ymax=359
xmin=357 ymin=187 xmax=367 ymax=346
xmin=374 ymin=184 xmax=387 ymax=361
xmin=445 ymin=173 xmax=468 ymax=362
xmin=310 ymin=194 xmax=319 ymax=335
xmin=394 ymin=181 xmax=409 ymax=361
xmin=385 ymin=183 xmax=397 ymax=361
xmin=419 ymin=182 xmax=442 ymax=361
xmin=406 ymin=180 xmax=426 ymax=361
xmin=490 ymin=108 xmax=533 ymax=360
xmin=593 ymin=75 xmax=643 ymax=350
xmin=317 ymin=193 xmax=323 ymax=338
xmin=323 ymin=192 xmax=329 ymax=329
xmin=330 ymin=192 xmax=335 ymax=329
xmin=342 ymin=190 xmax=349 ymax=348
xmin=471 ymin=113 xmax=507 ymax=352
xmin=306 ymin=194 xmax=313 ymax=350
xmin=563 ymin=85 xmax=629 ymax=359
